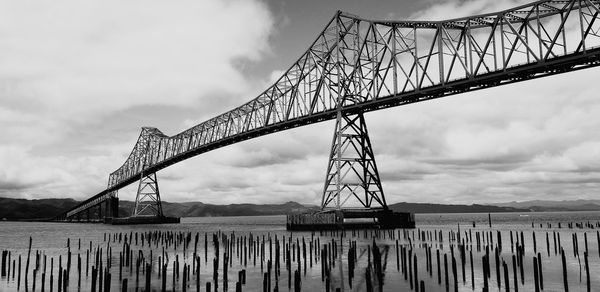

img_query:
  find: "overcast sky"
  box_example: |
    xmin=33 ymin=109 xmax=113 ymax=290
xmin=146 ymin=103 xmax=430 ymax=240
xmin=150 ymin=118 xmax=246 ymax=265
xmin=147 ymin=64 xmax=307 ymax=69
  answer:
xmin=2 ymin=0 xmax=600 ymax=205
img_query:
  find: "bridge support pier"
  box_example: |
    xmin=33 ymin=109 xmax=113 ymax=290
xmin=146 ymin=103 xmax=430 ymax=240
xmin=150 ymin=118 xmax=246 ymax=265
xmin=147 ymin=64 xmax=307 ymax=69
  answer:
xmin=108 ymin=173 xmax=179 ymax=225
xmin=133 ymin=172 xmax=164 ymax=217
xmin=288 ymin=111 xmax=415 ymax=230
xmin=105 ymin=195 xmax=119 ymax=218
xmin=321 ymin=112 xmax=386 ymax=210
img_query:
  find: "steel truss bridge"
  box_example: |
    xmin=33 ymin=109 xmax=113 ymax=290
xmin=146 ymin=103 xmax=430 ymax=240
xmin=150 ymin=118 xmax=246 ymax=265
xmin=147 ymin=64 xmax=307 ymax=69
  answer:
xmin=57 ymin=0 xmax=600 ymax=222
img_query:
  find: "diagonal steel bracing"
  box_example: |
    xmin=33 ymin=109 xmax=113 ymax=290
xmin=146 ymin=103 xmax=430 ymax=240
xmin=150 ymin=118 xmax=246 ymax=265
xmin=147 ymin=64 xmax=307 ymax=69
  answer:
xmin=133 ymin=172 xmax=164 ymax=217
xmin=59 ymin=0 xmax=600 ymax=220
xmin=321 ymin=112 xmax=386 ymax=210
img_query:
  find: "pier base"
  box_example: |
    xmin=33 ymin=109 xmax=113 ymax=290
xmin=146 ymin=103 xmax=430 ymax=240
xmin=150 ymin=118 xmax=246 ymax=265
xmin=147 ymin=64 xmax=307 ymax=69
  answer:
xmin=106 ymin=216 xmax=180 ymax=225
xmin=286 ymin=208 xmax=415 ymax=231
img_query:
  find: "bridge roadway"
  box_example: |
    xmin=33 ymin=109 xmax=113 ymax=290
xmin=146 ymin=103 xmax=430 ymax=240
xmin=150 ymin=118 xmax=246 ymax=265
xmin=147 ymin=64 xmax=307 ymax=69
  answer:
xmin=59 ymin=0 xmax=600 ymax=219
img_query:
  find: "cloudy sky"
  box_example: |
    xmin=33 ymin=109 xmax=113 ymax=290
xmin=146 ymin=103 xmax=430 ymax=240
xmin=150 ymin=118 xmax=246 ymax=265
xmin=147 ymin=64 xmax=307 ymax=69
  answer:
xmin=1 ymin=0 xmax=600 ymax=205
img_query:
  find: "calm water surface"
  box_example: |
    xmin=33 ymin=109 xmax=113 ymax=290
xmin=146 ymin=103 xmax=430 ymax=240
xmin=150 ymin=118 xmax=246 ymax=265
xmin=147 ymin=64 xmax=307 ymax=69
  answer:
xmin=0 ymin=211 xmax=598 ymax=291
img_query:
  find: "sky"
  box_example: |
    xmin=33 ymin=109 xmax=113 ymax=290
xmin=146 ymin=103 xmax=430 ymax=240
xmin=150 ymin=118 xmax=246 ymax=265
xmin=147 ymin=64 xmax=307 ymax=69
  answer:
xmin=1 ymin=0 xmax=600 ymax=205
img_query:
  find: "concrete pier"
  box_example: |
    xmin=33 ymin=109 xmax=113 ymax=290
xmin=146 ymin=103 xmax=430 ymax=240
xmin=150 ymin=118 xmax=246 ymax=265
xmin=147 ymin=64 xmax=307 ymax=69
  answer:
xmin=286 ymin=208 xmax=415 ymax=230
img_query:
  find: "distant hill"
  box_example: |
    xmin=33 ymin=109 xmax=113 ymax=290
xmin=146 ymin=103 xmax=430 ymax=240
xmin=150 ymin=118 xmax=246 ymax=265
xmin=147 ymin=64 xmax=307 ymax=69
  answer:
xmin=0 ymin=197 xmax=79 ymax=220
xmin=0 ymin=197 xmax=316 ymax=220
xmin=389 ymin=202 xmax=527 ymax=214
xmin=488 ymin=199 xmax=600 ymax=212
xmin=3 ymin=197 xmax=599 ymax=220
xmin=120 ymin=200 xmax=317 ymax=218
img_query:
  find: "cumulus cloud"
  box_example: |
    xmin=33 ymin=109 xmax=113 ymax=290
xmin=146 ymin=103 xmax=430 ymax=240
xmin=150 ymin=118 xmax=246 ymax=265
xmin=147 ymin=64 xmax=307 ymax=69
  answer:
xmin=409 ymin=0 xmax=530 ymax=21
xmin=0 ymin=0 xmax=275 ymax=200
xmin=0 ymin=0 xmax=273 ymax=119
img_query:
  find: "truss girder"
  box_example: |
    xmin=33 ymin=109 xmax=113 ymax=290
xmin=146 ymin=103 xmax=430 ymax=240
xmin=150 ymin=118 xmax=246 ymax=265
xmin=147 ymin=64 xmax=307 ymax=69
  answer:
xmin=60 ymin=0 xmax=600 ymax=219
xmin=65 ymin=191 xmax=117 ymax=220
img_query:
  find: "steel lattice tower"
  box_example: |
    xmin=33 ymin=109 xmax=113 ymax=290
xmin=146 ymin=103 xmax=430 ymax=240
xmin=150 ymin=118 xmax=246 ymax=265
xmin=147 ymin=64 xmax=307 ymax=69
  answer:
xmin=132 ymin=172 xmax=164 ymax=217
xmin=321 ymin=112 xmax=387 ymax=211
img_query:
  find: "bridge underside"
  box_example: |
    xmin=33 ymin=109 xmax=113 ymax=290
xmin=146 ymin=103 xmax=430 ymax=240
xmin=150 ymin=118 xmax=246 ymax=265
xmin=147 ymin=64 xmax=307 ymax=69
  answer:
xmin=56 ymin=195 xmax=118 ymax=223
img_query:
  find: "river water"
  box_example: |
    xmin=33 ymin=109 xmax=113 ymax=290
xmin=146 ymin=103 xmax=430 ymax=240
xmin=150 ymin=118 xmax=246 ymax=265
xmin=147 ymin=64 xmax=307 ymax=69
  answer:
xmin=0 ymin=211 xmax=599 ymax=291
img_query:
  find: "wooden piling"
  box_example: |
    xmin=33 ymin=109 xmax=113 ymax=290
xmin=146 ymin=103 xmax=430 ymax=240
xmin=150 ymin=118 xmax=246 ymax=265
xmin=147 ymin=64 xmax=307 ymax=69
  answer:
xmin=436 ymin=249 xmax=440 ymax=285
xmin=414 ymin=254 xmax=419 ymax=292
xmin=451 ymin=255 xmax=457 ymax=292
xmin=561 ymin=248 xmax=569 ymax=292
xmin=146 ymin=263 xmax=151 ymax=292
xmin=584 ymin=251 xmax=590 ymax=292
xmin=17 ymin=255 xmax=21 ymax=290
xmin=444 ymin=253 xmax=448 ymax=291
xmin=469 ymin=250 xmax=474 ymax=290
xmin=503 ymin=261 xmax=509 ymax=292
xmin=533 ymin=257 xmax=540 ymax=292
xmin=91 ymin=266 xmax=97 ymax=292
xmin=408 ymin=249 xmax=413 ymax=290
xmin=161 ymin=264 xmax=166 ymax=292
xmin=512 ymin=254 xmax=518 ymax=292
xmin=25 ymin=237 xmax=32 ymax=289
xmin=482 ymin=255 xmax=488 ymax=292
xmin=182 ymin=264 xmax=186 ymax=292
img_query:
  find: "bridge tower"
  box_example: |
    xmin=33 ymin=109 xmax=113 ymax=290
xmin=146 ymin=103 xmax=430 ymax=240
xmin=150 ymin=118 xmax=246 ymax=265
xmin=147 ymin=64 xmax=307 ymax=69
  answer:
xmin=105 ymin=191 xmax=119 ymax=218
xmin=321 ymin=112 xmax=387 ymax=210
xmin=109 ymin=172 xmax=177 ymax=224
xmin=132 ymin=172 xmax=164 ymax=217
xmin=109 ymin=127 xmax=178 ymax=224
xmin=288 ymin=110 xmax=415 ymax=230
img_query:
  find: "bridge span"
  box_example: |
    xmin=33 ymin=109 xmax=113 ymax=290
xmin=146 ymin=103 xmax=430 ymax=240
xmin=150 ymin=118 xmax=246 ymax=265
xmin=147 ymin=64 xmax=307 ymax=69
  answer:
xmin=57 ymin=0 xmax=600 ymax=223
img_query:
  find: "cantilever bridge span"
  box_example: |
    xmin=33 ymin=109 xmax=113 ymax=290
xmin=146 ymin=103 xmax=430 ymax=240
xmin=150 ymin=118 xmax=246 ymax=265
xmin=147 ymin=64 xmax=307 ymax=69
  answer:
xmin=58 ymin=0 xmax=600 ymax=222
